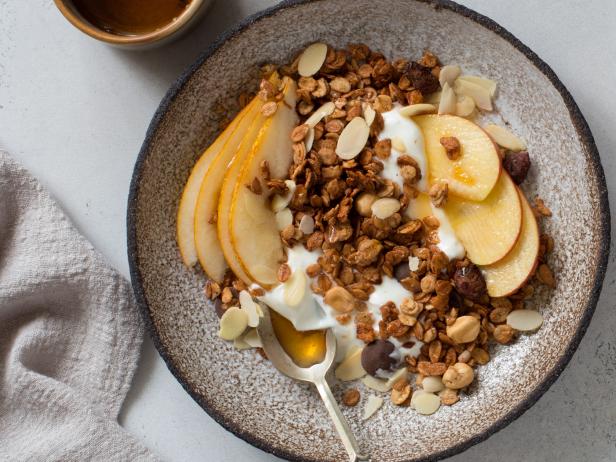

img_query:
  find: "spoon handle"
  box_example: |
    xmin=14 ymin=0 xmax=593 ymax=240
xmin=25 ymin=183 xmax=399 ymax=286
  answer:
xmin=314 ymin=376 xmax=367 ymax=462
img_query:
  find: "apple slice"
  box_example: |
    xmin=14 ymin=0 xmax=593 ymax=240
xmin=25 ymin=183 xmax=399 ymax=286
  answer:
xmin=229 ymin=78 xmax=299 ymax=288
xmin=178 ymin=100 xmax=257 ymax=269
xmin=414 ymin=114 xmax=501 ymax=201
xmin=443 ymin=172 xmax=522 ymax=265
xmin=481 ymin=190 xmax=539 ymax=297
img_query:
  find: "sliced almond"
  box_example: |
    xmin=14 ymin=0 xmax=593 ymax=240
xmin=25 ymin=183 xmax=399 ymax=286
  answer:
xmin=422 ymin=376 xmax=445 ymax=393
xmin=335 ymin=117 xmax=370 ymax=160
xmin=362 ymin=395 xmax=384 ymax=420
xmin=455 ymin=94 xmax=476 ymax=117
xmin=305 ymin=101 xmax=335 ymax=128
xmin=363 ymin=104 xmax=376 ymax=127
xmin=438 ymin=82 xmax=457 ymax=115
xmin=233 ymin=336 xmax=251 ymax=350
xmin=399 ymin=103 xmax=437 ymax=118
xmin=483 ymin=124 xmax=527 ymax=151
xmin=506 ymin=309 xmax=543 ymax=331
xmin=391 ymin=137 xmax=406 ymax=153
xmin=219 ymin=307 xmax=249 ymax=341
xmin=408 ymin=256 xmax=420 ymax=272
xmin=271 ymin=180 xmax=296 ymax=212
xmin=371 ymin=197 xmax=401 ymax=219
xmin=299 ymin=214 xmax=315 ymax=234
xmin=410 ymin=389 xmax=427 ymax=409
xmin=439 ymin=65 xmax=461 ymax=88
xmin=283 ymin=268 xmax=306 ymax=307
xmin=243 ymin=328 xmax=263 ymax=348
xmin=453 ymin=79 xmax=493 ymax=111
xmin=239 ymin=290 xmax=260 ymax=327
xmin=305 ymin=127 xmax=315 ymax=151
xmin=275 ymin=208 xmax=293 ymax=230
xmin=458 ymin=75 xmax=497 ymax=97
xmin=298 ymin=42 xmax=328 ymax=77
xmin=385 ymin=367 xmax=409 ymax=388
xmin=335 ymin=347 xmax=367 ymax=381
xmin=362 ymin=375 xmax=390 ymax=392
xmin=413 ymin=391 xmax=441 ymax=415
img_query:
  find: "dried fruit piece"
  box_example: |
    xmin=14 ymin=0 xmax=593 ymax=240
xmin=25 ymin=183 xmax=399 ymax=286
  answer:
xmin=446 ymin=316 xmax=481 ymax=344
xmin=361 ymin=339 xmax=396 ymax=376
xmin=399 ymin=103 xmax=437 ymax=117
xmin=371 ymin=198 xmax=401 ymax=219
xmin=453 ymin=264 xmax=487 ymax=300
xmin=503 ymin=151 xmax=531 ymax=185
xmin=407 ymin=62 xmax=440 ymax=94
xmin=218 ymin=307 xmax=249 ymax=340
xmin=506 ymin=309 xmax=543 ymax=331
xmin=283 ymin=269 xmax=306 ymax=307
xmin=335 ymin=347 xmax=367 ymax=381
xmin=442 ymin=362 xmax=474 ymax=389
xmin=298 ymin=42 xmax=328 ymax=77
xmin=336 ymin=117 xmax=370 ymax=160
xmin=484 ymin=124 xmax=527 ymax=151
xmin=363 ymin=395 xmax=384 ymax=420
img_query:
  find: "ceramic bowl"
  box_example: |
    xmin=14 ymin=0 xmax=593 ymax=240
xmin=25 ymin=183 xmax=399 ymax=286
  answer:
xmin=127 ymin=1 xmax=610 ymax=460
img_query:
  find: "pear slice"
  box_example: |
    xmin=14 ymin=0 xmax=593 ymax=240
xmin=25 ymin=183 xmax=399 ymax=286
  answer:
xmin=194 ymin=73 xmax=281 ymax=282
xmin=444 ymin=172 xmax=522 ymax=265
xmin=229 ymin=78 xmax=299 ymax=288
xmin=177 ymin=101 xmax=253 ymax=267
xmin=481 ymin=190 xmax=540 ymax=297
xmin=414 ymin=114 xmax=501 ymax=201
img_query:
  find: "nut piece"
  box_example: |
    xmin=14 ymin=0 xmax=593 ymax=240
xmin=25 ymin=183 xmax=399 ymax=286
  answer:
xmin=484 ymin=124 xmax=527 ymax=151
xmin=361 ymin=339 xmax=396 ymax=376
xmin=453 ymin=264 xmax=487 ymax=301
xmin=335 ymin=348 xmax=367 ymax=381
xmin=442 ymin=362 xmax=474 ymax=389
xmin=371 ymin=197 xmax=401 ymax=219
xmin=218 ymin=307 xmax=249 ymax=341
xmin=439 ymin=388 xmax=460 ymax=406
xmin=429 ymin=181 xmax=448 ymax=207
xmin=398 ymin=103 xmax=437 ymax=117
xmin=503 ymin=151 xmax=531 ymax=185
xmin=336 ymin=117 xmax=370 ymax=160
xmin=440 ymin=136 xmax=461 ymax=160
xmin=391 ymin=378 xmax=411 ymax=405
xmin=283 ymin=269 xmax=307 ymax=307
xmin=446 ymin=316 xmax=481 ymax=344
xmin=298 ymin=42 xmax=328 ymax=77
xmin=363 ymin=395 xmax=384 ymax=420
xmin=412 ymin=391 xmax=441 ymax=415
xmin=493 ymin=324 xmax=515 ymax=344
xmin=305 ymin=102 xmax=335 ymax=127
xmin=342 ymin=388 xmax=361 ymax=407
xmin=324 ymin=286 xmax=356 ymax=313
xmin=422 ymin=376 xmax=445 ymax=393
xmin=438 ymin=82 xmax=456 ymax=115
xmin=355 ymin=192 xmax=377 ymax=217
xmin=438 ymin=64 xmax=461 ymax=87
xmin=506 ymin=309 xmax=543 ymax=331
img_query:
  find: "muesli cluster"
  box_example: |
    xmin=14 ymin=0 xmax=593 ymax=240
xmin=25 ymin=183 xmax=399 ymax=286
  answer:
xmin=201 ymin=43 xmax=555 ymax=418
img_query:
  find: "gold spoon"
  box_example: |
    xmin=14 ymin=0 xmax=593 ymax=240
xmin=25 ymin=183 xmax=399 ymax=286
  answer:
xmin=257 ymin=306 xmax=368 ymax=462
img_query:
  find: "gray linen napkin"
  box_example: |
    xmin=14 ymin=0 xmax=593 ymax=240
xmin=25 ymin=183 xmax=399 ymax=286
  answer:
xmin=0 ymin=151 xmax=157 ymax=461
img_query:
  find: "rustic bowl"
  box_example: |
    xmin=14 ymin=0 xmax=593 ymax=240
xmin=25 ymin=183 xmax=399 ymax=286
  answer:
xmin=127 ymin=1 xmax=610 ymax=460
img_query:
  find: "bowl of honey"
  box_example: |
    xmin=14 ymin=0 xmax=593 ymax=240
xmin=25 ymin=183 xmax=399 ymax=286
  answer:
xmin=54 ymin=0 xmax=211 ymax=48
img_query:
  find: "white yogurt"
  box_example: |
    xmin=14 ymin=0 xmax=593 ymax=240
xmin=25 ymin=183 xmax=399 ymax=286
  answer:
xmin=433 ymin=206 xmax=466 ymax=260
xmin=378 ymin=106 xmax=429 ymax=192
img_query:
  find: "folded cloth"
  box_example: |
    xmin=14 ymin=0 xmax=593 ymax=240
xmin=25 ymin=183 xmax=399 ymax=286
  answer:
xmin=0 ymin=152 xmax=157 ymax=461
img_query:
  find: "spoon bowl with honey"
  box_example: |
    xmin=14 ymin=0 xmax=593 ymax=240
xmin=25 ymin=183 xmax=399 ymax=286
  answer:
xmin=258 ymin=308 xmax=367 ymax=462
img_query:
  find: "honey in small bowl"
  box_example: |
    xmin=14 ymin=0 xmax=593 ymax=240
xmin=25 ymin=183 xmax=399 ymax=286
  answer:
xmin=71 ymin=0 xmax=192 ymax=36
xmin=270 ymin=310 xmax=326 ymax=369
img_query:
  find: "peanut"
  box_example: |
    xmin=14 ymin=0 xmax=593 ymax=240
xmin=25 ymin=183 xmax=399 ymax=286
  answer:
xmin=442 ymin=362 xmax=474 ymax=389
xmin=324 ymin=286 xmax=355 ymax=313
xmin=446 ymin=315 xmax=480 ymax=344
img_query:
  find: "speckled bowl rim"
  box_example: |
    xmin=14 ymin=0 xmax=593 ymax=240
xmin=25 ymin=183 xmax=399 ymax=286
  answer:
xmin=127 ymin=1 xmax=610 ymax=460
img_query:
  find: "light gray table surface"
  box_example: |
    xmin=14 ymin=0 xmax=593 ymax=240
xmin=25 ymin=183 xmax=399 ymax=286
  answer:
xmin=1 ymin=0 xmax=615 ymax=460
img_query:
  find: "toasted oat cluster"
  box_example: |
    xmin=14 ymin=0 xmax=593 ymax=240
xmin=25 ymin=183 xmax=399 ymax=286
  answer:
xmin=200 ymin=43 xmax=555 ymax=417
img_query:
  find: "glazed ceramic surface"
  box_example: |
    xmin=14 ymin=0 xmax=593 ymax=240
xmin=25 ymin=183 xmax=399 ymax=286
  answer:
xmin=127 ymin=1 xmax=609 ymax=460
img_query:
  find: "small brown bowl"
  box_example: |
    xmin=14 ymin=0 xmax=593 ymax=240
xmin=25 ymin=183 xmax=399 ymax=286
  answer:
xmin=127 ymin=0 xmax=610 ymax=460
xmin=54 ymin=0 xmax=211 ymax=49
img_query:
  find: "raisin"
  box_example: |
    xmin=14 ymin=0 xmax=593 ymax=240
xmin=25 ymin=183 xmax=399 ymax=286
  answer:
xmin=503 ymin=151 xmax=531 ymax=185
